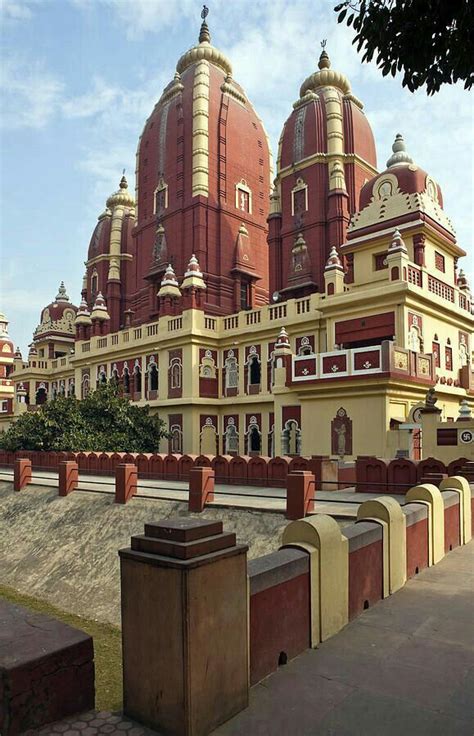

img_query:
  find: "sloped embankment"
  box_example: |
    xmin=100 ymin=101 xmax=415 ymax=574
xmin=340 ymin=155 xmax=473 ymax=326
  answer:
xmin=0 ymin=482 xmax=287 ymax=625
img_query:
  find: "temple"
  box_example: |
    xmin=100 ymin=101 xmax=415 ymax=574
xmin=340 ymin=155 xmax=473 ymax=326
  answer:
xmin=2 ymin=14 xmax=473 ymax=459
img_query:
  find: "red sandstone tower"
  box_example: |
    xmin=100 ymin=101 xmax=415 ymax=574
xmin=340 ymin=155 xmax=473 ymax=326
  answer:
xmin=131 ymin=15 xmax=272 ymax=320
xmin=268 ymin=45 xmax=378 ymax=300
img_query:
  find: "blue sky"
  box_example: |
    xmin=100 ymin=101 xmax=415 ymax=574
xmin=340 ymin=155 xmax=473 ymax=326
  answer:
xmin=1 ymin=0 xmax=472 ymax=354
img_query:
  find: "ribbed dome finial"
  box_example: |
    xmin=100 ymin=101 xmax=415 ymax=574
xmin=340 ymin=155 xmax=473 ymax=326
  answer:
xmin=56 ymin=281 xmax=70 ymax=302
xmin=318 ymin=39 xmax=330 ymax=69
xmin=386 ymin=133 xmax=414 ymax=168
xmin=120 ymin=169 xmax=127 ymax=189
xmin=199 ymin=5 xmax=210 ymax=43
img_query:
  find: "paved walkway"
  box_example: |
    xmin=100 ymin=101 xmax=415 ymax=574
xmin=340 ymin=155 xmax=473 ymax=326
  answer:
xmin=25 ymin=542 xmax=473 ymax=735
xmin=215 ymin=541 xmax=474 ymax=736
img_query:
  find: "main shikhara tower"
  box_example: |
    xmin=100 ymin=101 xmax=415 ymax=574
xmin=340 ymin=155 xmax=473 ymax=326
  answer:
xmin=3 ymin=11 xmax=473 ymax=461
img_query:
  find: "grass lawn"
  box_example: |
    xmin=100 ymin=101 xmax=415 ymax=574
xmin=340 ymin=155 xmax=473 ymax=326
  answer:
xmin=0 ymin=584 xmax=122 ymax=711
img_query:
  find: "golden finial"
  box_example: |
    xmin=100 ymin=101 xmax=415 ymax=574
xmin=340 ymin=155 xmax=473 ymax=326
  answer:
xmin=199 ymin=5 xmax=210 ymax=43
xmin=319 ymin=39 xmax=330 ymax=69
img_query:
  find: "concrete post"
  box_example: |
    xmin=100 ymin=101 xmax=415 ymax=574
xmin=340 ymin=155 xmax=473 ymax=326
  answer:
xmin=189 ymin=466 xmax=215 ymax=512
xmin=286 ymin=471 xmax=315 ymax=520
xmin=115 ymin=463 xmax=137 ymax=504
xmin=119 ymin=517 xmax=249 ymax=736
xmin=14 ymin=458 xmax=32 ymax=492
xmin=58 ymin=461 xmax=78 ymax=496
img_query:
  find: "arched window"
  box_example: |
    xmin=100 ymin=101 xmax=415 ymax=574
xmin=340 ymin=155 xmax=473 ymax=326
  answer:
xmin=123 ymin=367 xmax=130 ymax=394
xmin=224 ymin=422 xmax=239 ymax=455
xmin=91 ymin=271 xmax=98 ymax=302
xmin=82 ymin=375 xmax=90 ymax=399
xmin=111 ymin=367 xmax=119 ymax=385
xmin=68 ymin=381 xmax=75 ymax=398
xmin=59 ymin=381 xmax=66 ymax=397
xmin=98 ymin=370 xmax=107 ymax=386
xmin=134 ymin=363 xmax=142 ymax=395
xmin=268 ymin=423 xmax=274 ymax=457
xmin=170 ymin=424 xmax=183 ymax=454
xmin=281 ymin=420 xmax=301 ymax=456
xmin=249 ymin=354 xmax=261 ymax=386
xmin=199 ymin=351 xmax=216 ymax=379
xmin=408 ymin=325 xmax=421 ymax=353
xmin=170 ymin=358 xmax=182 ymax=389
xmin=247 ymin=422 xmax=262 ymax=454
xmin=36 ymin=384 xmax=47 ymax=406
xmin=51 ymin=384 xmax=58 ymax=400
xmin=225 ymin=354 xmax=238 ymax=391
xmin=459 ymin=339 xmax=468 ymax=367
xmin=149 ymin=363 xmax=158 ymax=392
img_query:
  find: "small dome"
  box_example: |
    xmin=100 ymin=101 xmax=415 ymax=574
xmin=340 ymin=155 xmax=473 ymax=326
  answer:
xmin=325 ymin=245 xmax=343 ymax=271
xmin=299 ymin=47 xmax=353 ymax=99
xmin=90 ymin=292 xmax=110 ymax=321
xmin=158 ymin=264 xmax=182 ymax=298
xmin=106 ymin=174 xmax=135 ymax=210
xmin=176 ymin=14 xmax=233 ymax=77
xmin=358 ymin=135 xmax=444 ymax=211
xmin=35 ymin=283 xmax=78 ymax=339
xmin=279 ymin=46 xmax=376 ymax=170
xmin=386 ymin=133 xmax=414 ymax=168
xmin=388 ymin=228 xmax=407 ymax=254
xmin=74 ymin=297 xmax=92 ymax=326
xmin=182 ymin=254 xmax=206 ymax=291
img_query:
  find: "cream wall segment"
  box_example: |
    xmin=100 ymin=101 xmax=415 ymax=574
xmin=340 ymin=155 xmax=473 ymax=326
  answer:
xmin=421 ymin=417 xmax=474 ymax=462
xmin=108 ymin=205 xmax=125 ymax=280
xmin=406 ymin=483 xmax=445 ymax=565
xmin=410 ymin=309 xmax=472 ymax=378
xmin=158 ymin=349 xmax=167 ymax=398
xmin=183 ymin=409 xmax=198 ymax=454
xmin=192 ymin=60 xmax=210 ymax=197
xmin=357 ymin=497 xmax=407 ymax=594
xmin=182 ymin=343 xmax=198 ymax=398
xmin=300 ymin=394 xmax=386 ymax=459
xmin=423 ymin=239 xmax=455 ymax=285
xmin=238 ymin=347 xmax=245 ymax=397
xmin=439 ymin=476 xmax=472 ymax=544
xmin=281 ymin=515 xmax=348 ymax=646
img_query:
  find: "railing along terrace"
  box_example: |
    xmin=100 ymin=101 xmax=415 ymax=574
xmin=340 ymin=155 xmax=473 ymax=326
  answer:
xmin=293 ymin=344 xmax=384 ymax=382
xmin=292 ymin=342 xmax=434 ymax=383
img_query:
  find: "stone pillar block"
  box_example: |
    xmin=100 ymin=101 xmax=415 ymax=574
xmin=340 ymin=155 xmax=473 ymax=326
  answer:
xmin=115 ymin=463 xmax=137 ymax=504
xmin=119 ymin=518 xmax=248 ymax=736
xmin=189 ymin=467 xmax=215 ymax=512
xmin=58 ymin=461 xmax=78 ymax=497
xmin=13 ymin=458 xmax=32 ymax=492
xmin=286 ymin=471 xmax=315 ymax=520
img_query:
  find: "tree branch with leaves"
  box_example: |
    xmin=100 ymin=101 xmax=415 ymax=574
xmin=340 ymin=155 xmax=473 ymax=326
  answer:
xmin=335 ymin=0 xmax=474 ymax=94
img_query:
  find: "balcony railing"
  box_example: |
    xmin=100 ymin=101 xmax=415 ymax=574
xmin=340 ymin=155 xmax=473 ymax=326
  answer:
xmin=291 ymin=342 xmax=434 ymax=384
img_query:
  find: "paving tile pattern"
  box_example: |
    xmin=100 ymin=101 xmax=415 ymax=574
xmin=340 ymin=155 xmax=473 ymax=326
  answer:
xmin=22 ymin=710 xmax=157 ymax=735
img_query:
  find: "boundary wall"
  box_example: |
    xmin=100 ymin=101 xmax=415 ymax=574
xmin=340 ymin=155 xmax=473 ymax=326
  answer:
xmin=356 ymin=455 xmax=472 ymax=493
xmin=247 ymin=476 xmax=472 ymax=685
xmin=0 ymin=450 xmax=339 ymax=488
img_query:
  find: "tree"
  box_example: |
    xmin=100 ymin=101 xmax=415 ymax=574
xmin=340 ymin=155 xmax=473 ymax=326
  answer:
xmin=0 ymin=384 xmax=169 ymax=453
xmin=335 ymin=0 xmax=474 ymax=94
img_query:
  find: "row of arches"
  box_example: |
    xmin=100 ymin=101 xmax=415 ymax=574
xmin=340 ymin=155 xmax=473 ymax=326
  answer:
xmin=200 ymin=418 xmax=302 ymax=456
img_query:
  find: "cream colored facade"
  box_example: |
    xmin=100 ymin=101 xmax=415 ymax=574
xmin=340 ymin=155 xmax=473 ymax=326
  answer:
xmin=5 ymin=254 xmax=473 ymax=461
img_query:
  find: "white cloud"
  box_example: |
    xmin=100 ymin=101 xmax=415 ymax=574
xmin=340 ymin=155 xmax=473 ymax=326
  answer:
xmin=0 ymin=55 xmax=64 ymax=129
xmin=0 ymin=0 xmax=33 ymax=21
xmin=62 ymin=77 xmax=122 ymax=119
